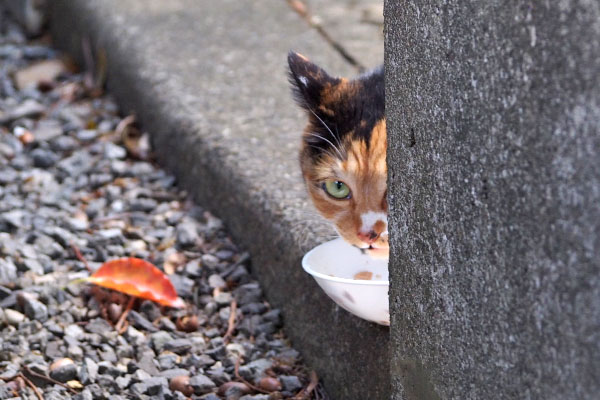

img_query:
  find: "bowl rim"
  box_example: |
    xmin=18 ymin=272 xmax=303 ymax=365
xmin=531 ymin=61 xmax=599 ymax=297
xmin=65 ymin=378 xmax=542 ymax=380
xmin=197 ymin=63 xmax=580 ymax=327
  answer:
xmin=302 ymin=241 xmax=389 ymax=286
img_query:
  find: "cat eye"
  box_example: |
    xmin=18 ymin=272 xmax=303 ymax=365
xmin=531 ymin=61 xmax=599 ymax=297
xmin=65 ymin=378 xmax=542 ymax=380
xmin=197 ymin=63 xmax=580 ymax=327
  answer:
xmin=323 ymin=180 xmax=351 ymax=199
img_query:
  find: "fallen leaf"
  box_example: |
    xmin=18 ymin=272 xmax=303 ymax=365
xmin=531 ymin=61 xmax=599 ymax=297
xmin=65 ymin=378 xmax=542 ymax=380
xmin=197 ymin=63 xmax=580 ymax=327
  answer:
xmin=14 ymin=59 xmax=69 ymax=90
xmin=86 ymin=257 xmax=185 ymax=308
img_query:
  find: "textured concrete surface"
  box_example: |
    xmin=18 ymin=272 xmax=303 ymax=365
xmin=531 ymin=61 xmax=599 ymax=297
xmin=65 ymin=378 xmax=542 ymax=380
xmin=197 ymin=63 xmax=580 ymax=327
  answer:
xmin=304 ymin=0 xmax=384 ymax=71
xmin=50 ymin=1 xmax=388 ymax=399
xmin=386 ymin=1 xmax=600 ymax=399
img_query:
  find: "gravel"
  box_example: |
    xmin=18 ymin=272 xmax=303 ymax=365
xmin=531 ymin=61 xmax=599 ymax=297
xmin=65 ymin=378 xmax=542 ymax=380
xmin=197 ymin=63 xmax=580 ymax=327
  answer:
xmin=0 ymin=7 xmax=325 ymax=400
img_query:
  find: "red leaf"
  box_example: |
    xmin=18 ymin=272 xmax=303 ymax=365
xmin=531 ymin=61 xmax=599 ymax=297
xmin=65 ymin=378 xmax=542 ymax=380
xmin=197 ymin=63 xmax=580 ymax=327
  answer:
xmin=86 ymin=258 xmax=185 ymax=308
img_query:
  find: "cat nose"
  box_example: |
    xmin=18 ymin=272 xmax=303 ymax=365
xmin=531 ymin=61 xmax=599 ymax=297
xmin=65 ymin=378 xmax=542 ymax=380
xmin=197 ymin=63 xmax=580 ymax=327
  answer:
xmin=357 ymin=230 xmax=379 ymax=244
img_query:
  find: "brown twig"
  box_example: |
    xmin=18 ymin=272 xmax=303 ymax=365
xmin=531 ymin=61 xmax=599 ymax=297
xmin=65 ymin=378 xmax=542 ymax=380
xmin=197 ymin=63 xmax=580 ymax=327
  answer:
xmin=223 ymin=299 xmax=238 ymax=344
xmin=115 ymin=115 xmax=136 ymax=138
xmin=22 ymin=365 xmax=77 ymax=395
xmin=71 ymin=242 xmax=92 ymax=272
xmin=285 ymin=0 xmax=365 ymax=72
xmin=18 ymin=373 xmax=43 ymax=400
xmin=234 ymin=357 xmax=270 ymax=394
xmin=294 ymin=371 xmax=319 ymax=400
xmin=115 ymin=296 xmax=135 ymax=333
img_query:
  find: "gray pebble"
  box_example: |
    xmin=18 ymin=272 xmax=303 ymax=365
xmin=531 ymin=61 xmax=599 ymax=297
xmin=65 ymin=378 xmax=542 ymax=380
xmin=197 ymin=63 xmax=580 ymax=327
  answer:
xmin=4 ymin=309 xmax=25 ymax=326
xmin=0 ymin=258 xmax=18 ymax=284
xmin=163 ymin=338 xmax=193 ymax=355
xmin=234 ymin=283 xmax=262 ymax=305
xmin=103 ymin=142 xmax=127 ymax=159
xmin=76 ymin=129 xmax=99 ymax=142
xmin=208 ymin=274 xmax=226 ymax=289
xmin=49 ymin=359 xmax=78 ymax=382
xmin=22 ymin=296 xmax=48 ymax=322
xmin=31 ymin=148 xmax=59 ymax=168
xmin=151 ymin=331 xmax=173 ymax=353
xmin=176 ymin=220 xmax=199 ymax=247
xmin=189 ymin=374 xmax=216 ymax=395
xmin=201 ymin=253 xmax=220 ymax=268
xmin=240 ymin=395 xmax=270 ymax=400
xmin=116 ymin=375 xmax=132 ymax=389
xmin=237 ymin=358 xmax=272 ymax=383
xmin=280 ymin=375 xmax=303 ymax=392
xmin=158 ymin=368 xmax=190 ymax=379
xmin=85 ymin=318 xmax=112 ymax=335
xmin=50 ymin=135 xmax=78 ymax=152
xmin=141 ymin=376 xmax=169 ymax=395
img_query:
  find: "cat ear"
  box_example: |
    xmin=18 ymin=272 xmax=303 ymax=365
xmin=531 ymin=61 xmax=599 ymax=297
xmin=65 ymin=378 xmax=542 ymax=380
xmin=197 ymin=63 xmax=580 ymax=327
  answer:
xmin=288 ymin=51 xmax=339 ymax=111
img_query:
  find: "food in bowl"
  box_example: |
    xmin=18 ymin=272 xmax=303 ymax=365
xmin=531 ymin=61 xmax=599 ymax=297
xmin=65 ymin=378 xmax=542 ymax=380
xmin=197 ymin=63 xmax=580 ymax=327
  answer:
xmin=302 ymin=238 xmax=389 ymax=325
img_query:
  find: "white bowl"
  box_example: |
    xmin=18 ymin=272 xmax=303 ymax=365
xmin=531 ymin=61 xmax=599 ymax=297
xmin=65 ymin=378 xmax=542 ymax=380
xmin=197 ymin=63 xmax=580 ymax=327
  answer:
xmin=302 ymin=238 xmax=389 ymax=325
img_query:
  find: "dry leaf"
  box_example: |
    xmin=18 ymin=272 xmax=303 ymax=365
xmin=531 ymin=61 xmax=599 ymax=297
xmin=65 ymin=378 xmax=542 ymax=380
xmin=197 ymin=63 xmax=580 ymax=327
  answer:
xmin=14 ymin=59 xmax=69 ymax=90
xmin=86 ymin=257 xmax=185 ymax=308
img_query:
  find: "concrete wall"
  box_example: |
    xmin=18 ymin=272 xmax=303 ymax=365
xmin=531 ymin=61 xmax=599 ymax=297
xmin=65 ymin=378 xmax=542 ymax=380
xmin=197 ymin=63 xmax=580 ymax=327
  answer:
xmin=385 ymin=1 xmax=600 ymax=399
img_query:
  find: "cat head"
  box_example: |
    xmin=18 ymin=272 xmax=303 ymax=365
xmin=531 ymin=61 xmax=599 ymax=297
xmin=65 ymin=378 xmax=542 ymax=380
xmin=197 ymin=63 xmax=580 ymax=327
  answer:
xmin=288 ymin=52 xmax=388 ymax=258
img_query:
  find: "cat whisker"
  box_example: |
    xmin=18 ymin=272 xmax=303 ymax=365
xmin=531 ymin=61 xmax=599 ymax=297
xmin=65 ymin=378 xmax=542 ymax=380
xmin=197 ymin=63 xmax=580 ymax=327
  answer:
xmin=305 ymin=131 xmax=344 ymax=160
xmin=308 ymin=108 xmax=344 ymax=158
xmin=307 ymin=144 xmax=338 ymax=160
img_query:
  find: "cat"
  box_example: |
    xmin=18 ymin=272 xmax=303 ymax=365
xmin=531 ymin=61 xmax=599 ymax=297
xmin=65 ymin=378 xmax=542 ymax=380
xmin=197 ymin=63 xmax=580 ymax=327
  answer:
xmin=288 ymin=52 xmax=388 ymax=258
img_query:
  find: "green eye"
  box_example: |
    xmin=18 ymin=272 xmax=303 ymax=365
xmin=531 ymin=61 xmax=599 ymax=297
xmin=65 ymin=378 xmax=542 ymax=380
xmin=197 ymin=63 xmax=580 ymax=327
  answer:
xmin=323 ymin=180 xmax=351 ymax=199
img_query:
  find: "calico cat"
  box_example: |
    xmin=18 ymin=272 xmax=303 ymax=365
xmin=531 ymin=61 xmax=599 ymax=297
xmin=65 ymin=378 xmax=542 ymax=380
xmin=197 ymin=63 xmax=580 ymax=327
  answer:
xmin=288 ymin=52 xmax=388 ymax=258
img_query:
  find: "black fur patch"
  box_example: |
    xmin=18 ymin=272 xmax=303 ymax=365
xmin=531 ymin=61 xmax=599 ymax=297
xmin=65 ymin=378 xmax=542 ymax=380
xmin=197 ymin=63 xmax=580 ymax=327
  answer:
xmin=288 ymin=51 xmax=384 ymax=159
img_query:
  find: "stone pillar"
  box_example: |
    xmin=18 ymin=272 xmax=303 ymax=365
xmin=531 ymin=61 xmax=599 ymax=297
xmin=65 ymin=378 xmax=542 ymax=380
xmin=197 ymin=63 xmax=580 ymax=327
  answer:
xmin=385 ymin=1 xmax=600 ymax=399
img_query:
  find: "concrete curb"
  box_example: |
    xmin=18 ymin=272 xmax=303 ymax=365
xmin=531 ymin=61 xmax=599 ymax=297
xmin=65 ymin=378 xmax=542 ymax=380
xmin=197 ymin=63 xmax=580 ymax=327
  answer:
xmin=49 ymin=1 xmax=389 ymax=398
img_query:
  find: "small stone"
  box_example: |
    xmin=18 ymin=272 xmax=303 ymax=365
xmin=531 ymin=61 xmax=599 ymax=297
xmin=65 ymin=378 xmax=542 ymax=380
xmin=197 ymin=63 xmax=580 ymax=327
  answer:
xmin=159 ymin=368 xmax=190 ymax=379
xmin=1 ymin=210 xmax=25 ymax=229
xmin=280 ymin=375 xmax=303 ymax=392
xmin=127 ymin=310 xmax=158 ymax=332
xmin=240 ymin=302 xmax=267 ymax=315
xmin=169 ymin=274 xmax=195 ymax=298
xmin=176 ymin=220 xmax=199 ymax=247
xmin=50 ymin=135 xmax=78 ymax=152
xmin=201 ymin=254 xmax=219 ymax=268
xmin=4 ymin=309 xmax=25 ymax=326
xmin=79 ymin=358 xmax=99 ymax=384
xmin=33 ymin=120 xmax=63 ymax=142
xmin=85 ymin=318 xmax=112 ymax=335
xmin=5 ymin=99 xmax=45 ymax=122
xmin=49 ymin=358 xmax=78 ymax=383
xmin=184 ymin=259 xmax=202 ymax=277
xmin=189 ymin=374 xmax=216 ymax=395
xmin=158 ymin=317 xmax=177 ymax=331
xmin=163 ymin=338 xmax=192 ymax=355
xmin=72 ymin=388 xmax=93 ymax=400
xmin=240 ymin=395 xmax=270 ymax=400
xmin=217 ymin=381 xmax=252 ymax=397
xmin=76 ymin=129 xmax=98 ymax=142
xmin=237 ymin=359 xmax=272 ymax=383
xmin=103 ymin=142 xmax=127 ymax=159
xmin=208 ymin=274 xmax=226 ymax=289
xmin=22 ymin=296 xmax=48 ymax=322
xmin=115 ymin=375 xmax=131 ymax=389
xmin=234 ymin=283 xmax=262 ymax=305
xmin=64 ymin=324 xmax=85 ymax=340
xmin=0 ymin=258 xmax=18 ymax=284
xmin=0 ymin=168 xmax=18 ymax=185
xmin=214 ymin=291 xmax=233 ymax=305
xmin=158 ymin=352 xmax=179 ymax=370
xmin=31 ymin=148 xmax=59 ymax=168
xmin=141 ymin=377 xmax=169 ymax=395
xmin=226 ymin=343 xmax=246 ymax=358
xmin=151 ymin=331 xmax=173 ymax=353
